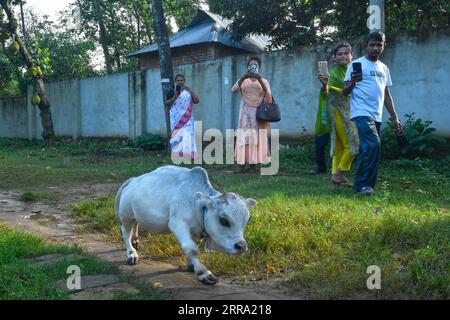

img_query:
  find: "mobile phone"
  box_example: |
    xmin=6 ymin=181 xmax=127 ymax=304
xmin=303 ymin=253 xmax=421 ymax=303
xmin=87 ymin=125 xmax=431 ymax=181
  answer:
xmin=352 ymin=62 xmax=362 ymax=78
xmin=318 ymin=61 xmax=328 ymax=76
xmin=176 ymin=85 xmax=181 ymax=95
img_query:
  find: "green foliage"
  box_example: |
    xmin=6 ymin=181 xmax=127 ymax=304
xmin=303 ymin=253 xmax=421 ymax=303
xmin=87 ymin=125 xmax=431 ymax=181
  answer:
xmin=24 ymin=9 xmax=98 ymax=81
xmin=0 ymin=222 xmax=166 ymax=300
xmin=207 ymin=0 xmax=450 ymax=48
xmin=0 ymin=47 xmax=25 ymax=97
xmin=131 ymin=133 xmax=164 ymax=151
xmin=382 ymin=113 xmax=447 ymax=159
xmin=163 ymin=0 xmax=200 ymax=31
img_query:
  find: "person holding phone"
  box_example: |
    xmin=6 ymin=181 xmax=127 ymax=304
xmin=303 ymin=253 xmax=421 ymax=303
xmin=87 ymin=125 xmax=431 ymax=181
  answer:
xmin=310 ymin=58 xmax=332 ymax=175
xmin=165 ymin=74 xmax=200 ymax=160
xmin=232 ymin=56 xmax=273 ymax=173
xmin=343 ymin=31 xmax=402 ymax=195
xmin=317 ymin=43 xmax=359 ymax=187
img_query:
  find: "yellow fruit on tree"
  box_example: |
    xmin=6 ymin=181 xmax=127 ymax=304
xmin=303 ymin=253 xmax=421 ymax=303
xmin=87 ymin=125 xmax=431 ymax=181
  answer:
xmin=8 ymin=41 xmax=19 ymax=55
xmin=11 ymin=18 xmax=19 ymax=29
xmin=36 ymin=66 xmax=43 ymax=77
xmin=30 ymin=67 xmax=37 ymax=77
xmin=31 ymin=94 xmax=41 ymax=106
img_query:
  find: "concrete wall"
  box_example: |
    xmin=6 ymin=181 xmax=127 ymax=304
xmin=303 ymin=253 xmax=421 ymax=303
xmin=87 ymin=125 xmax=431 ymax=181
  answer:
xmin=381 ymin=32 xmax=450 ymax=130
xmin=0 ymin=97 xmax=27 ymax=138
xmin=80 ymin=73 xmax=129 ymax=137
xmin=1 ymin=30 xmax=449 ymax=140
xmin=27 ymin=79 xmax=80 ymax=140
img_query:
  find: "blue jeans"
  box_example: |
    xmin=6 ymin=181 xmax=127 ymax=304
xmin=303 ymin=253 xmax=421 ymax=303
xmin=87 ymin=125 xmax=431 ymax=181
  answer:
xmin=353 ymin=116 xmax=381 ymax=192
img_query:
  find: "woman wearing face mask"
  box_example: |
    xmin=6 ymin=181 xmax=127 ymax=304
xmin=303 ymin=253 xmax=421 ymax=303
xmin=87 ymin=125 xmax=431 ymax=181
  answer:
xmin=317 ymin=43 xmax=359 ymax=186
xmin=232 ymin=56 xmax=273 ymax=173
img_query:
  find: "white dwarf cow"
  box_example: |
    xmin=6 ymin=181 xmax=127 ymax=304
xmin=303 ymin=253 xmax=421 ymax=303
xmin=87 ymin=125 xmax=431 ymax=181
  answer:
xmin=114 ymin=165 xmax=256 ymax=285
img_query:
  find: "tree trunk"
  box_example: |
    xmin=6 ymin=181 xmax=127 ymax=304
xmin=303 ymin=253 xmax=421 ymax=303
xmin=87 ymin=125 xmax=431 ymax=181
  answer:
xmin=93 ymin=0 xmax=113 ymax=74
xmin=19 ymin=0 xmax=25 ymax=36
xmin=1 ymin=0 xmax=55 ymax=145
xmin=149 ymin=0 xmax=173 ymax=148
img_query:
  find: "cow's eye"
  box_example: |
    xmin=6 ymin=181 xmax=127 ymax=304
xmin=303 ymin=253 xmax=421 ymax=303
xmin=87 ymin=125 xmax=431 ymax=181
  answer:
xmin=219 ymin=217 xmax=230 ymax=227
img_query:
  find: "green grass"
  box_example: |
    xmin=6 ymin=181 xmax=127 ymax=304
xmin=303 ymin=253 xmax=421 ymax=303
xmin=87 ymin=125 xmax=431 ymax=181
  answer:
xmin=1 ymin=138 xmax=449 ymax=299
xmin=0 ymin=224 xmax=165 ymax=300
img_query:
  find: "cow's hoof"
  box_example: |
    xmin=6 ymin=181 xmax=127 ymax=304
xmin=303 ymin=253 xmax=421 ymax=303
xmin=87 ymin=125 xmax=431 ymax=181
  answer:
xmin=127 ymin=257 xmax=138 ymax=266
xmin=197 ymin=271 xmax=218 ymax=285
xmin=187 ymin=263 xmax=195 ymax=272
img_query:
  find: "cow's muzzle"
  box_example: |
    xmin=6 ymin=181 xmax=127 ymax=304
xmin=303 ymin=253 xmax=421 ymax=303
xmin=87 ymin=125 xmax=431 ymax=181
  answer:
xmin=234 ymin=240 xmax=248 ymax=254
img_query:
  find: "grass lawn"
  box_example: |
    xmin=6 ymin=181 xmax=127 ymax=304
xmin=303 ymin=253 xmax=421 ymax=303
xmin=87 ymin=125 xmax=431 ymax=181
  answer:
xmin=0 ymin=224 xmax=164 ymax=300
xmin=0 ymin=138 xmax=449 ymax=299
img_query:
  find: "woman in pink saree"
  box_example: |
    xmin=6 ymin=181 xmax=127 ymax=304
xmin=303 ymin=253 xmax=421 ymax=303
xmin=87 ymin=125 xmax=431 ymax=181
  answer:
xmin=232 ymin=57 xmax=272 ymax=173
xmin=165 ymin=74 xmax=200 ymax=160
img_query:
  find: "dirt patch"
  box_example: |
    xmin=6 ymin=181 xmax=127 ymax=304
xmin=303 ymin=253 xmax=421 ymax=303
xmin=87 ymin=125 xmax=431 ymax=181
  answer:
xmin=0 ymin=185 xmax=303 ymax=300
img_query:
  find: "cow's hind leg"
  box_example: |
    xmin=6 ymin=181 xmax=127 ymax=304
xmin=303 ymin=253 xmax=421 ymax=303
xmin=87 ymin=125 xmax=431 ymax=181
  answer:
xmin=121 ymin=221 xmax=139 ymax=265
xmin=131 ymin=222 xmax=139 ymax=251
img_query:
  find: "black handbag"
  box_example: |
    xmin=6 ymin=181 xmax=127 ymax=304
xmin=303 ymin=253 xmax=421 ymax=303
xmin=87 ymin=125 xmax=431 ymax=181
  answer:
xmin=256 ymin=93 xmax=281 ymax=122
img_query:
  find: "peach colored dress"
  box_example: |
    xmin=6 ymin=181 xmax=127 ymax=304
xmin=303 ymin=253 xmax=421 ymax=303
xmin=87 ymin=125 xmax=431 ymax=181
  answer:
xmin=232 ymin=78 xmax=272 ymax=165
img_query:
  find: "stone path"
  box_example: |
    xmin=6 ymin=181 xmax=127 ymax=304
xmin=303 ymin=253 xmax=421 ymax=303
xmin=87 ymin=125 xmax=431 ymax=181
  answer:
xmin=0 ymin=189 xmax=302 ymax=300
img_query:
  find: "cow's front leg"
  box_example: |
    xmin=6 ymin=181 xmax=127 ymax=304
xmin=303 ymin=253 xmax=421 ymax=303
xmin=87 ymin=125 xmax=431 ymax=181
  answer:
xmin=186 ymin=257 xmax=194 ymax=272
xmin=169 ymin=223 xmax=218 ymax=285
xmin=121 ymin=222 xmax=139 ymax=265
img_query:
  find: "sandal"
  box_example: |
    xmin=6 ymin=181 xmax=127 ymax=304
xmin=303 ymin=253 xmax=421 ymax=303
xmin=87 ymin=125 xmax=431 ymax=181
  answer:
xmin=330 ymin=175 xmax=342 ymax=185
xmin=340 ymin=176 xmax=354 ymax=188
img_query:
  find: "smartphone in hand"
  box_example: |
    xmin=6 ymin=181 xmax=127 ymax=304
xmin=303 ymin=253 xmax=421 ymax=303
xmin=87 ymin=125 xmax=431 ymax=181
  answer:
xmin=176 ymin=85 xmax=181 ymax=95
xmin=318 ymin=61 xmax=328 ymax=76
xmin=352 ymin=62 xmax=363 ymax=81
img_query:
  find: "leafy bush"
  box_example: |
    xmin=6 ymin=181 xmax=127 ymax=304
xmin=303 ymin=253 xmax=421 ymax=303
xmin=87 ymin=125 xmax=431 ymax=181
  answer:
xmin=382 ymin=113 xmax=447 ymax=159
xmin=131 ymin=133 xmax=164 ymax=151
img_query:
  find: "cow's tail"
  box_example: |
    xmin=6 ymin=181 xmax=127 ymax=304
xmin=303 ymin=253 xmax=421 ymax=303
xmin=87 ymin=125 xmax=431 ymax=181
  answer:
xmin=114 ymin=177 xmax=136 ymax=224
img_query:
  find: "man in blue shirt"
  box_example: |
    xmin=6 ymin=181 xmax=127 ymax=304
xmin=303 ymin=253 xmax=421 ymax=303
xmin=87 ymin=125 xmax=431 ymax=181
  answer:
xmin=343 ymin=31 xmax=402 ymax=195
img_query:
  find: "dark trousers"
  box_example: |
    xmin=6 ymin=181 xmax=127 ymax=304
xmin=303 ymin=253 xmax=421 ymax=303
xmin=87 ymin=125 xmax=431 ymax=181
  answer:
xmin=353 ymin=116 xmax=381 ymax=192
xmin=315 ymin=133 xmax=330 ymax=172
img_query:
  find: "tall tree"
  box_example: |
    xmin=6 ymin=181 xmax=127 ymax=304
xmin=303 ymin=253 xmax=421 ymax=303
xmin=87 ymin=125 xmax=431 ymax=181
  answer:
xmin=74 ymin=0 xmax=115 ymax=73
xmin=26 ymin=9 xmax=98 ymax=81
xmin=0 ymin=0 xmax=55 ymax=145
xmin=149 ymin=0 xmax=173 ymax=144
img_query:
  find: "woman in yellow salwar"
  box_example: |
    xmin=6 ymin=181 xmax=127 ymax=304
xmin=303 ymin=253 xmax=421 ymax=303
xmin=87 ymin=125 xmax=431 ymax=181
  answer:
xmin=318 ymin=43 xmax=359 ymax=187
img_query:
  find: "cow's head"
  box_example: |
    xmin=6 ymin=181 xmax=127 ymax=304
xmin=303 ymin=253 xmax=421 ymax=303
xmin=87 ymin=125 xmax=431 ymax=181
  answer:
xmin=195 ymin=192 xmax=256 ymax=255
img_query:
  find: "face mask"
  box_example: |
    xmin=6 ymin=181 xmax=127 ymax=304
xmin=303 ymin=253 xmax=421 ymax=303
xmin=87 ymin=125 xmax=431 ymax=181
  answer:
xmin=248 ymin=63 xmax=259 ymax=73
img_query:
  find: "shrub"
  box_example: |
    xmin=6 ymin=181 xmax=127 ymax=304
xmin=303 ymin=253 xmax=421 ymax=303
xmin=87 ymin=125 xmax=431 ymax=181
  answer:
xmin=131 ymin=133 xmax=164 ymax=151
xmin=382 ymin=113 xmax=447 ymax=159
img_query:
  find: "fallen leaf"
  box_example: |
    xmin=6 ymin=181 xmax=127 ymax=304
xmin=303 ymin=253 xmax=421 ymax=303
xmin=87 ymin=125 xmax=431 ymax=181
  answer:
xmin=266 ymin=264 xmax=277 ymax=273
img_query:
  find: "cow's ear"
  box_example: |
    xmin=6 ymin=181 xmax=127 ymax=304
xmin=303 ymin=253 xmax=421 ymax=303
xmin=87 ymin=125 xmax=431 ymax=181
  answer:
xmin=245 ymin=198 xmax=257 ymax=207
